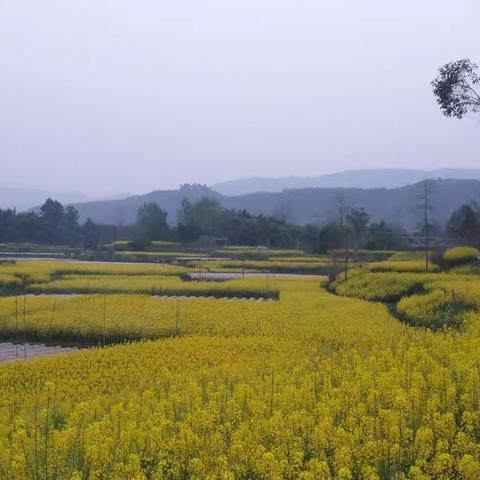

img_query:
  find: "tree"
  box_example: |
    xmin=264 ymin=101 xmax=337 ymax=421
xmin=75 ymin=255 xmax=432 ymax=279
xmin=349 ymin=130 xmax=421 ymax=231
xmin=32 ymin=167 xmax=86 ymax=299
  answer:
xmin=446 ymin=205 xmax=480 ymax=245
xmin=303 ymin=224 xmax=322 ymax=254
xmin=177 ymin=197 xmax=221 ymax=242
xmin=366 ymin=221 xmax=405 ymax=250
xmin=346 ymin=207 xmax=369 ymax=251
xmin=39 ymin=199 xmax=80 ymax=245
xmin=318 ymin=223 xmax=343 ymax=254
xmin=137 ymin=203 xmax=169 ymax=241
xmin=0 ymin=201 xmax=84 ymax=246
xmin=191 ymin=197 xmax=221 ymax=237
xmin=0 ymin=209 xmax=42 ymax=243
xmin=432 ymin=58 xmax=480 ymax=118
xmin=63 ymin=205 xmax=80 ymax=244
xmin=83 ymin=218 xmax=100 ymax=250
xmin=40 ymin=198 xmax=65 ymax=243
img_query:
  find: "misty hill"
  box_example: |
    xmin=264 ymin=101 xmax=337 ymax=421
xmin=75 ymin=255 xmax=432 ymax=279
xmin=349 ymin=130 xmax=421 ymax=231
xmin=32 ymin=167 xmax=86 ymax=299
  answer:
xmin=212 ymin=169 xmax=480 ymax=195
xmin=72 ymin=184 xmax=219 ymax=226
xmin=71 ymin=179 xmax=480 ymax=230
xmin=0 ymin=187 xmax=91 ymax=211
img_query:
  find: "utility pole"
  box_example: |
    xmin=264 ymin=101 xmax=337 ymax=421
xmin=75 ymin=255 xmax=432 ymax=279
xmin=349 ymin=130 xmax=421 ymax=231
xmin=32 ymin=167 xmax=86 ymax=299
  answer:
xmin=242 ymin=248 xmax=246 ymax=278
xmin=102 ymin=293 xmax=107 ymax=346
xmin=23 ymin=287 xmax=27 ymax=359
xmin=336 ymin=195 xmax=349 ymax=280
xmin=15 ymin=292 xmax=18 ymax=360
xmin=424 ymin=180 xmax=430 ymax=272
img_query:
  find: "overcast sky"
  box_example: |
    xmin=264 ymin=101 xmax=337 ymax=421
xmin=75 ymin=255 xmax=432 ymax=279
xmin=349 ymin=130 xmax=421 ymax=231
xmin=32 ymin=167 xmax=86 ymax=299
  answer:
xmin=1 ymin=0 xmax=479 ymax=197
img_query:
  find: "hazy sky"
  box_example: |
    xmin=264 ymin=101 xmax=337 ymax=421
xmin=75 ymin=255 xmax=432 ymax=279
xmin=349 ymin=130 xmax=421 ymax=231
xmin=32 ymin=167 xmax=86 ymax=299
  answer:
xmin=1 ymin=0 xmax=479 ymax=197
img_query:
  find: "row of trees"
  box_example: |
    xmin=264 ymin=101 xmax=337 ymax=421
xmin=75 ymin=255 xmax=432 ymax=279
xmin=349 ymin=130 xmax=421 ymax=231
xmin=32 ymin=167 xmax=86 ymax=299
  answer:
xmin=174 ymin=198 xmax=480 ymax=252
xmin=2 ymin=196 xmax=478 ymax=253
xmin=135 ymin=197 xmax=407 ymax=253
xmin=135 ymin=197 xmax=309 ymax=248
xmin=446 ymin=204 xmax=480 ymax=244
xmin=0 ymin=199 xmax=102 ymax=249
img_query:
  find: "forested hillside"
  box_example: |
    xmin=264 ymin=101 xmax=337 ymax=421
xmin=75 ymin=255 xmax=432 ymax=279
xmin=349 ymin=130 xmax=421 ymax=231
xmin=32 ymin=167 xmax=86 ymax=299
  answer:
xmin=71 ymin=179 xmax=480 ymax=229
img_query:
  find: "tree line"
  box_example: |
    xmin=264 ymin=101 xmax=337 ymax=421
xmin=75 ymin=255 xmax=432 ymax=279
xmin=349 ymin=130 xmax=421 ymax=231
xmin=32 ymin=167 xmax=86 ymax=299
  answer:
xmin=133 ymin=198 xmax=409 ymax=252
xmin=1 ymin=196 xmax=479 ymax=253
xmin=0 ymin=199 xmax=98 ymax=247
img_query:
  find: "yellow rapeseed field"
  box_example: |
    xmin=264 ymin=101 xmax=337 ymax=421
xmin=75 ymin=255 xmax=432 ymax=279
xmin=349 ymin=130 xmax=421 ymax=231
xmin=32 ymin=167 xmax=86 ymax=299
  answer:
xmin=28 ymin=274 xmax=279 ymax=299
xmin=0 ymin=260 xmax=479 ymax=479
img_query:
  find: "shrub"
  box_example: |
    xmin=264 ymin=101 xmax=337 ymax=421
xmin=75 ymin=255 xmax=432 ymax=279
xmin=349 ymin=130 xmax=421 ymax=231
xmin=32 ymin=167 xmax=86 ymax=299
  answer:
xmin=397 ymin=289 xmax=474 ymax=329
xmin=389 ymin=251 xmax=427 ymax=261
xmin=332 ymin=272 xmax=425 ymax=302
xmin=442 ymin=246 xmax=479 ymax=266
xmin=368 ymin=260 xmax=439 ymax=273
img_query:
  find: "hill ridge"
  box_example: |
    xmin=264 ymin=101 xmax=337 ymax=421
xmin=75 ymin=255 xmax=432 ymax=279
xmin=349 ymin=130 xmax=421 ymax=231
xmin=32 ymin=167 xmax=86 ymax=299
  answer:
xmin=211 ymin=168 xmax=480 ymax=195
xmin=70 ymin=178 xmax=480 ymax=229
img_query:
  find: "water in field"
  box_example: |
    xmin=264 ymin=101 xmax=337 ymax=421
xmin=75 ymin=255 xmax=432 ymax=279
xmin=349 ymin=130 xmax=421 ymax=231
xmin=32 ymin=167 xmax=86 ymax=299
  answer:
xmin=0 ymin=342 xmax=76 ymax=363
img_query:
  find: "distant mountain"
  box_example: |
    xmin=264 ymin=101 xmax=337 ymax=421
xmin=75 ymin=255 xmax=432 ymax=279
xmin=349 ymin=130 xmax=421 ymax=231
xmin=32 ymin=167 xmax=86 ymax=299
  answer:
xmin=211 ymin=169 xmax=480 ymax=195
xmin=95 ymin=193 xmax=132 ymax=202
xmin=0 ymin=187 xmax=91 ymax=211
xmin=71 ymin=179 xmax=480 ymax=230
